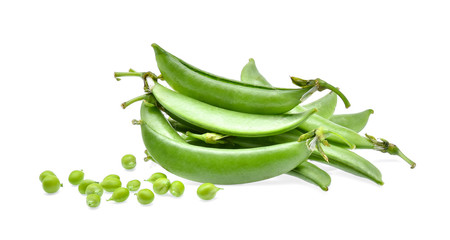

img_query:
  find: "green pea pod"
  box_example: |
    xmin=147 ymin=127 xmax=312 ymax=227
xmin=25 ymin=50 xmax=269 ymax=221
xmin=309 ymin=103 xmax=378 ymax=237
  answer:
xmin=127 ymin=84 xmax=317 ymax=137
xmin=137 ymin=103 xmax=316 ymax=185
xmin=122 ymin=43 xmax=348 ymax=115
xmin=329 ymin=109 xmax=374 ymax=133
xmin=286 ymin=161 xmax=331 ymax=191
xmin=240 ymin=58 xmax=337 ymax=119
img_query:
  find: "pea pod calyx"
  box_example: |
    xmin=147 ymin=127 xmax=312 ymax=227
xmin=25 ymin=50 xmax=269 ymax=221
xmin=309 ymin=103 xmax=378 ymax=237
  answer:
xmin=366 ymin=134 xmax=416 ymax=169
xmin=291 ymin=77 xmax=351 ymax=108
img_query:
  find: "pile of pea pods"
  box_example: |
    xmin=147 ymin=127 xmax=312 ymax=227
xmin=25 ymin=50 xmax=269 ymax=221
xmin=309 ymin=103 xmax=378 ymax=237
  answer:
xmin=114 ymin=43 xmax=416 ymax=192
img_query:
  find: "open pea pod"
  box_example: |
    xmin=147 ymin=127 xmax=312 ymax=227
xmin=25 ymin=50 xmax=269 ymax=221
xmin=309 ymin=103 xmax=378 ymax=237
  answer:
xmin=136 ymin=102 xmax=318 ymax=185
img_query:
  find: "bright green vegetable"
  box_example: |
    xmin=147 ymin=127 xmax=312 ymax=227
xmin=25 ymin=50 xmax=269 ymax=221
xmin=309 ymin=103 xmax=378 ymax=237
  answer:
xmin=240 ymin=58 xmax=273 ymax=87
xmin=68 ymin=170 xmax=84 ymax=185
xmin=287 ymin=162 xmax=331 ymax=191
xmin=42 ymin=175 xmax=62 ymax=193
xmin=39 ymin=170 xmax=55 ymax=182
xmin=145 ymin=172 xmax=167 ymax=184
xmin=100 ymin=178 xmax=122 ymax=192
xmin=153 ymin=178 xmax=171 ymax=195
xmin=78 ymin=179 xmax=97 ymax=194
xmin=104 ymin=174 xmax=120 ymax=180
xmin=126 ymin=180 xmax=141 ymax=191
xmin=329 ymin=109 xmax=374 ymax=133
xmin=85 ymin=183 xmax=104 ymax=197
xmin=197 ymin=183 xmax=222 ymax=200
xmin=86 ymin=194 xmax=101 ymax=208
xmin=169 ymin=181 xmax=185 ymax=197
xmin=121 ymin=154 xmax=136 ymax=170
xmin=135 ymin=189 xmax=155 ymax=205
xmin=107 ymin=187 xmax=130 ymax=202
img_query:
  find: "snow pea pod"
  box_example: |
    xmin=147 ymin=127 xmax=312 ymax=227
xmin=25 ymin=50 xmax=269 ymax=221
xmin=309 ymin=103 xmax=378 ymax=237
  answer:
xmin=240 ymin=58 xmax=337 ymax=119
xmin=286 ymin=161 xmax=331 ymax=191
xmin=136 ymin=103 xmax=317 ymax=185
xmin=127 ymin=83 xmax=317 ymax=137
xmin=329 ymin=109 xmax=374 ymax=133
xmin=144 ymin=43 xmax=349 ymax=114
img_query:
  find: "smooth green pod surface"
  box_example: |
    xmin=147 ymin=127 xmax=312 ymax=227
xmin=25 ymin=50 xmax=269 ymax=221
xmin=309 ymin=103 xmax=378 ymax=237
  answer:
xmin=151 ymin=83 xmax=317 ymax=137
xmin=139 ymin=104 xmax=313 ymax=185
xmin=329 ymin=109 xmax=374 ymax=133
xmin=287 ymin=161 xmax=331 ymax=191
xmin=152 ymin=43 xmax=312 ymax=114
xmin=240 ymin=58 xmax=273 ymax=87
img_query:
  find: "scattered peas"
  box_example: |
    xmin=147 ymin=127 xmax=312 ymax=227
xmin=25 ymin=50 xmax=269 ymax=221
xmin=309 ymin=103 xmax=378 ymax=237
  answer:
xmin=169 ymin=181 xmax=185 ymax=197
xmin=85 ymin=183 xmax=104 ymax=197
xmin=126 ymin=180 xmax=141 ymax=191
xmin=104 ymin=174 xmax=120 ymax=180
xmin=68 ymin=170 xmax=84 ymax=185
xmin=78 ymin=179 xmax=98 ymax=194
xmin=107 ymin=187 xmax=130 ymax=202
xmin=153 ymin=178 xmax=171 ymax=195
xmin=121 ymin=154 xmax=136 ymax=170
xmin=42 ymin=175 xmax=62 ymax=193
xmin=100 ymin=178 xmax=122 ymax=192
xmin=145 ymin=172 xmax=167 ymax=184
xmin=197 ymin=183 xmax=222 ymax=200
xmin=86 ymin=194 xmax=101 ymax=208
xmin=135 ymin=189 xmax=155 ymax=205
xmin=39 ymin=170 xmax=55 ymax=182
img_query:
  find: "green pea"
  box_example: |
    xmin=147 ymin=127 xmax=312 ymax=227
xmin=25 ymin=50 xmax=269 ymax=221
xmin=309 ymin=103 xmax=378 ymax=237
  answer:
xmin=107 ymin=187 xmax=130 ymax=202
xmin=100 ymin=178 xmax=122 ymax=192
xmin=39 ymin=170 xmax=55 ymax=182
xmin=169 ymin=181 xmax=185 ymax=197
xmin=197 ymin=183 xmax=222 ymax=200
xmin=68 ymin=170 xmax=84 ymax=185
xmin=42 ymin=175 xmax=62 ymax=193
xmin=135 ymin=189 xmax=155 ymax=205
xmin=78 ymin=179 xmax=98 ymax=194
xmin=121 ymin=154 xmax=136 ymax=170
xmin=85 ymin=183 xmax=104 ymax=197
xmin=126 ymin=180 xmax=141 ymax=191
xmin=86 ymin=194 xmax=101 ymax=208
xmin=153 ymin=178 xmax=171 ymax=195
xmin=104 ymin=174 xmax=120 ymax=180
xmin=145 ymin=172 xmax=167 ymax=184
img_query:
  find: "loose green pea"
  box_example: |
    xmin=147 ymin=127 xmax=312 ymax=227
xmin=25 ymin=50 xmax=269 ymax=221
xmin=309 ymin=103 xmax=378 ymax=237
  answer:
xmin=107 ymin=187 xmax=130 ymax=202
xmin=85 ymin=183 xmax=104 ymax=197
xmin=153 ymin=178 xmax=171 ymax=195
xmin=78 ymin=179 xmax=98 ymax=194
xmin=100 ymin=178 xmax=122 ymax=192
xmin=135 ymin=189 xmax=155 ymax=205
xmin=68 ymin=170 xmax=84 ymax=185
xmin=42 ymin=175 xmax=62 ymax=193
xmin=86 ymin=194 xmax=101 ymax=208
xmin=197 ymin=183 xmax=222 ymax=200
xmin=39 ymin=170 xmax=55 ymax=182
xmin=121 ymin=154 xmax=136 ymax=170
xmin=169 ymin=181 xmax=185 ymax=197
xmin=104 ymin=174 xmax=120 ymax=180
xmin=145 ymin=172 xmax=167 ymax=184
xmin=126 ymin=180 xmax=141 ymax=191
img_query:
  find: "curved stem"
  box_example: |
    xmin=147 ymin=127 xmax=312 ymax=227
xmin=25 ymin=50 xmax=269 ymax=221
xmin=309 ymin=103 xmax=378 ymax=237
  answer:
xmin=291 ymin=77 xmax=351 ymax=108
xmin=316 ymin=79 xmax=351 ymax=108
xmin=121 ymin=94 xmax=147 ymax=109
xmin=366 ymin=134 xmax=416 ymax=168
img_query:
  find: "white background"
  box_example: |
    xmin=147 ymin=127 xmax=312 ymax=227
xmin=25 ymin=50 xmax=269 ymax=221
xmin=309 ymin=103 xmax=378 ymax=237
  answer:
xmin=1 ymin=0 xmax=449 ymax=239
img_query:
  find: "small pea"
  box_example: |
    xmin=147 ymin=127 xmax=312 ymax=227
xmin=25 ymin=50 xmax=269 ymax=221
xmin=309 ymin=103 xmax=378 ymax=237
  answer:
xmin=86 ymin=194 xmax=101 ymax=208
xmin=78 ymin=179 xmax=98 ymax=194
xmin=135 ymin=189 xmax=155 ymax=205
xmin=169 ymin=181 xmax=185 ymax=197
xmin=100 ymin=178 xmax=122 ymax=192
xmin=104 ymin=174 xmax=120 ymax=180
xmin=121 ymin=154 xmax=136 ymax=170
xmin=107 ymin=187 xmax=130 ymax=202
xmin=42 ymin=175 xmax=62 ymax=193
xmin=85 ymin=183 xmax=104 ymax=197
xmin=39 ymin=170 xmax=55 ymax=182
xmin=153 ymin=178 xmax=171 ymax=195
xmin=197 ymin=183 xmax=223 ymax=200
xmin=144 ymin=172 xmax=167 ymax=184
xmin=126 ymin=180 xmax=141 ymax=191
xmin=68 ymin=170 xmax=84 ymax=185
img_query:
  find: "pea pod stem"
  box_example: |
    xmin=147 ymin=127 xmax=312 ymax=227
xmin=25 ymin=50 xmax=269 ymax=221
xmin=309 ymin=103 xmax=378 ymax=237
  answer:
xmin=366 ymin=134 xmax=416 ymax=169
xmin=114 ymin=69 xmax=160 ymax=92
xmin=291 ymin=77 xmax=351 ymax=108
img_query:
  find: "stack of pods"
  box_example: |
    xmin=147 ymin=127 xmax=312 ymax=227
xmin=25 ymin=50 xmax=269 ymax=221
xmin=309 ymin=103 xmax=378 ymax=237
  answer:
xmin=115 ymin=44 xmax=415 ymax=191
